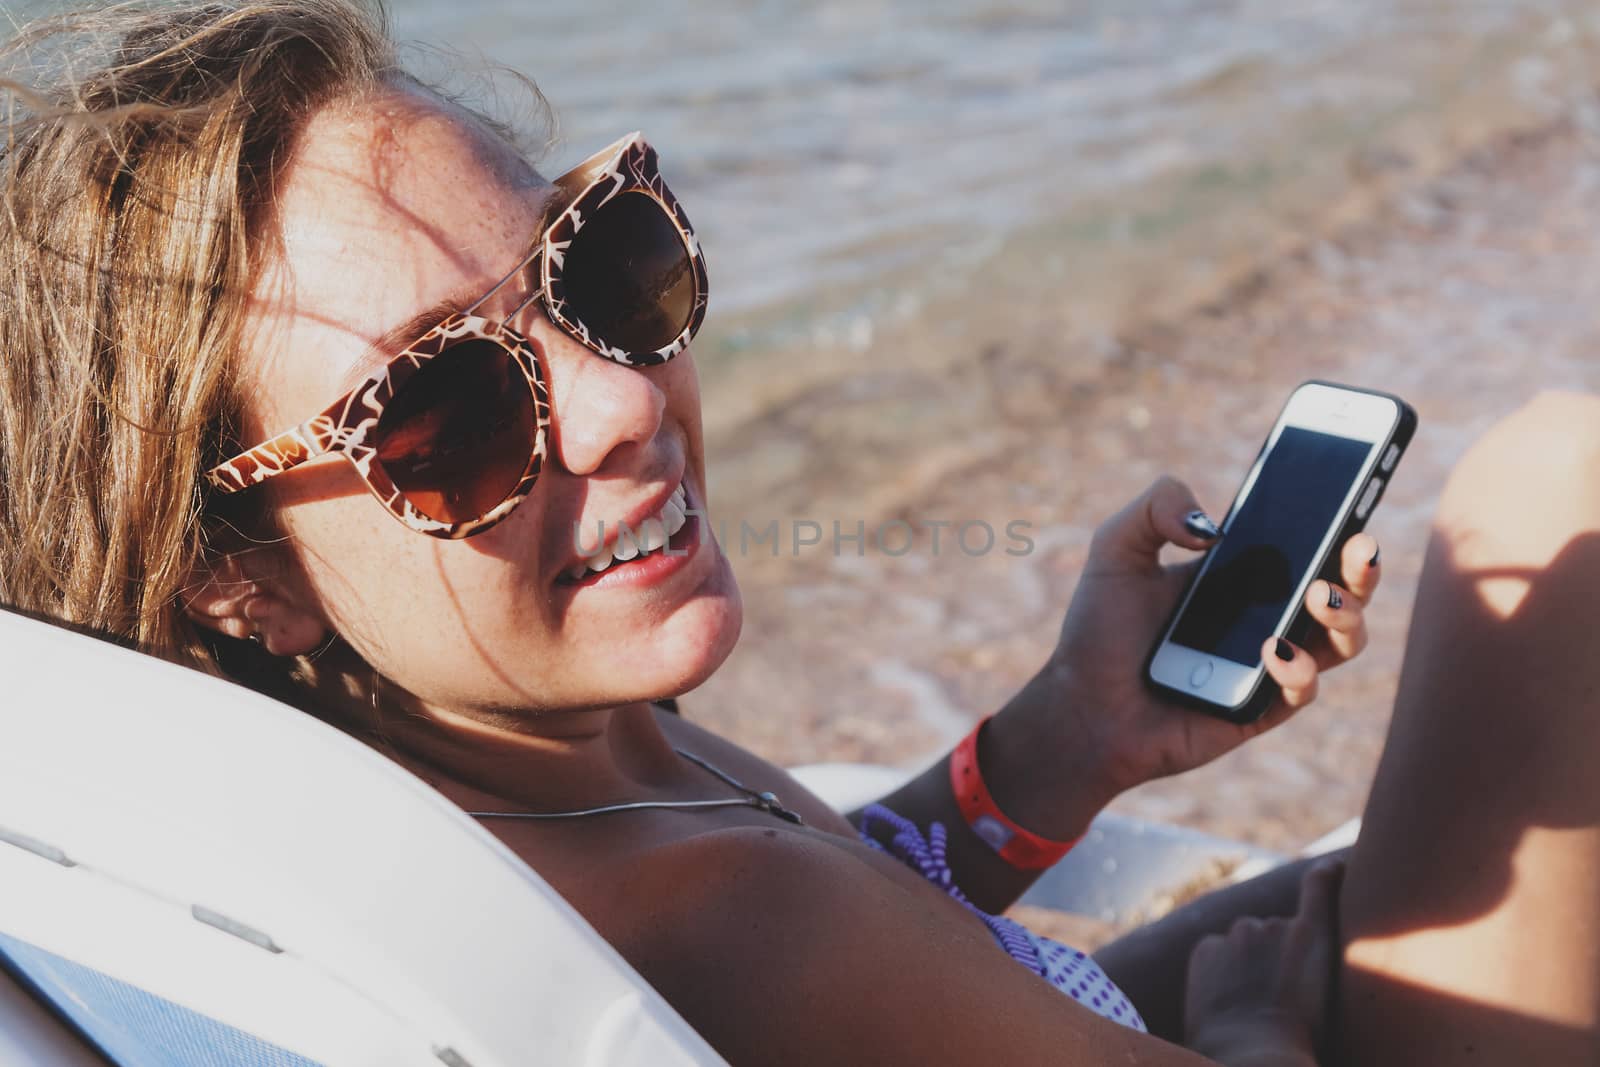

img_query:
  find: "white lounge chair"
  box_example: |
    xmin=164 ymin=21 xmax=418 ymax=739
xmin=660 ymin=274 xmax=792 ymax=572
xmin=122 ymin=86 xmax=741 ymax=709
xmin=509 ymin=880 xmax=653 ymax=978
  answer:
xmin=0 ymin=607 xmax=725 ymax=1066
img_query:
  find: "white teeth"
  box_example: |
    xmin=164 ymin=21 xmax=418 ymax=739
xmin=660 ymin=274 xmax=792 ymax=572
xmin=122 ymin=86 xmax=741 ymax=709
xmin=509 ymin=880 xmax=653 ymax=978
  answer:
xmin=638 ymin=517 xmax=669 ymax=554
xmin=568 ymin=480 xmax=688 ymax=582
xmin=612 ymin=529 xmax=640 ymax=562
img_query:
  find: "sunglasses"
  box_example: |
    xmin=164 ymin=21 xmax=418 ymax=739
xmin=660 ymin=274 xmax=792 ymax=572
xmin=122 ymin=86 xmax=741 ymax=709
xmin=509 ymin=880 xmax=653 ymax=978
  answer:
xmin=205 ymin=133 xmax=708 ymax=539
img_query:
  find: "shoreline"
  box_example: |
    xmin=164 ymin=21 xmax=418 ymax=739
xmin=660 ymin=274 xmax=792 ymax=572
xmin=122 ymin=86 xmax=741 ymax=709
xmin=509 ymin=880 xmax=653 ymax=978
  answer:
xmin=694 ymin=19 xmax=1600 ymax=465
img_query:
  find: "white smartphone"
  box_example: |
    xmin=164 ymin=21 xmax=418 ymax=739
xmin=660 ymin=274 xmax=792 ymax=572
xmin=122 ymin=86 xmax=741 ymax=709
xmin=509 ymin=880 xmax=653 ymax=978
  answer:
xmin=1144 ymin=380 xmax=1417 ymax=723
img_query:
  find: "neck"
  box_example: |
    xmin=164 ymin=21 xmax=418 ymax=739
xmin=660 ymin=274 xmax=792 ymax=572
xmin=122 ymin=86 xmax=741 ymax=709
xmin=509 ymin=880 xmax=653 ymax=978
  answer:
xmin=293 ymin=642 xmax=682 ymax=813
xmin=392 ymin=699 xmax=684 ymax=812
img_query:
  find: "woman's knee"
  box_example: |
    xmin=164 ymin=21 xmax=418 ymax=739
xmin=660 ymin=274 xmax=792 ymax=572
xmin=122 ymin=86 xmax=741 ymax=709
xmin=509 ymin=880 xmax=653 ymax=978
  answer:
xmin=1436 ymin=390 xmax=1600 ymax=550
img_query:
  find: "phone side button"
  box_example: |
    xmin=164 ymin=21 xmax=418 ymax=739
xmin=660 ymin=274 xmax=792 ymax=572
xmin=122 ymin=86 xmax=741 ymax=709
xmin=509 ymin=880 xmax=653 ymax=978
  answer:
xmin=1355 ymin=476 xmax=1384 ymax=520
xmin=1189 ymin=660 xmax=1214 ymax=688
xmin=1381 ymin=443 xmax=1401 ymax=471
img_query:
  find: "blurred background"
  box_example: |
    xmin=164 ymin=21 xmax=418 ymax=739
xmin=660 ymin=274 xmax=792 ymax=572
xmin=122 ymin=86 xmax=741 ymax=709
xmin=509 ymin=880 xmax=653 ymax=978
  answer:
xmin=394 ymin=1 xmax=1600 ymax=865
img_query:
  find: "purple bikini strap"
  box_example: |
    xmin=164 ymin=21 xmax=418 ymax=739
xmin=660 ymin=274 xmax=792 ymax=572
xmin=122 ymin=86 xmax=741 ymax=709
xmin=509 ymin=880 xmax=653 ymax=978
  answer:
xmin=857 ymin=803 xmax=1045 ymax=977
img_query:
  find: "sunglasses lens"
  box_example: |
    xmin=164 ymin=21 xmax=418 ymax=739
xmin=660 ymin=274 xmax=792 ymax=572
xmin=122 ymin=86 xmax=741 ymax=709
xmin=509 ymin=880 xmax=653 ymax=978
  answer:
xmin=561 ymin=190 xmax=695 ymax=355
xmin=374 ymin=339 xmax=535 ymax=525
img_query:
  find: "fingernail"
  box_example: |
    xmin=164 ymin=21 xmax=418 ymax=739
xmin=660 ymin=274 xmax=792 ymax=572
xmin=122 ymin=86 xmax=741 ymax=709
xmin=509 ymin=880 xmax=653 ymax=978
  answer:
xmin=1184 ymin=510 xmax=1220 ymax=540
xmin=1369 ymin=545 xmax=1381 ymax=568
xmin=1274 ymin=638 xmax=1295 ymax=662
xmin=1326 ymin=584 xmax=1343 ymax=610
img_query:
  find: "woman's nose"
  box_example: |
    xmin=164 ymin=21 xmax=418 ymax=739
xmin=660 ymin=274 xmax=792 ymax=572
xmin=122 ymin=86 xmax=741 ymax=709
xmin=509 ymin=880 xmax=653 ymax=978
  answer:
xmin=539 ymin=330 xmax=667 ymax=477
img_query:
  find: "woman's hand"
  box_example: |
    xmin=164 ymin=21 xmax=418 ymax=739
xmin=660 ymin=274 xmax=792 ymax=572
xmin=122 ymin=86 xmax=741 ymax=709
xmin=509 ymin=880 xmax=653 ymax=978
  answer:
xmin=1184 ymin=859 xmax=1345 ymax=1067
xmin=986 ymin=476 xmax=1381 ymax=837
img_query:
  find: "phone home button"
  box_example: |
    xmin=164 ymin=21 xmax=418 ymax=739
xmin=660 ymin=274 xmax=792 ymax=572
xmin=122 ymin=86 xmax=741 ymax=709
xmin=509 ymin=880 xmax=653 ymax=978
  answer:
xmin=1189 ymin=660 xmax=1214 ymax=688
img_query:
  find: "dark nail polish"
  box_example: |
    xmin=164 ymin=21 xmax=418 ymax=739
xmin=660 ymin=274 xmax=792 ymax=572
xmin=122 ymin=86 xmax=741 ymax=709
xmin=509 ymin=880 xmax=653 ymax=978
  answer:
xmin=1184 ymin=510 xmax=1220 ymax=540
xmin=1274 ymin=638 xmax=1295 ymax=662
xmin=1369 ymin=546 xmax=1381 ymax=568
xmin=1327 ymin=585 xmax=1343 ymax=610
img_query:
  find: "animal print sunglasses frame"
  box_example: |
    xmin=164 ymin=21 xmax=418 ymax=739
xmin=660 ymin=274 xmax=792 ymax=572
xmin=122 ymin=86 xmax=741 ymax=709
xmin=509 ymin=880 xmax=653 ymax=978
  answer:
xmin=205 ymin=133 xmax=708 ymax=539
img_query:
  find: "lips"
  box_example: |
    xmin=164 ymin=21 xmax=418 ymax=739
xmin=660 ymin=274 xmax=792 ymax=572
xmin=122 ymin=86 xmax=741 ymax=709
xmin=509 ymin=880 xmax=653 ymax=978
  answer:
xmin=559 ymin=479 xmax=689 ymax=584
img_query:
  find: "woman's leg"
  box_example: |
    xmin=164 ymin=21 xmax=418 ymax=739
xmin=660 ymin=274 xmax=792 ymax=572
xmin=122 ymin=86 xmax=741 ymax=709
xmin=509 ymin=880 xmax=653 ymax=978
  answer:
xmin=1335 ymin=390 xmax=1600 ymax=1064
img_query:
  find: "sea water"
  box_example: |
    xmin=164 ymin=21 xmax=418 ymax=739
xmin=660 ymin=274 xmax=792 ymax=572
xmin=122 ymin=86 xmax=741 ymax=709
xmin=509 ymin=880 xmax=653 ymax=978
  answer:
xmin=394 ymin=0 xmax=1600 ymax=375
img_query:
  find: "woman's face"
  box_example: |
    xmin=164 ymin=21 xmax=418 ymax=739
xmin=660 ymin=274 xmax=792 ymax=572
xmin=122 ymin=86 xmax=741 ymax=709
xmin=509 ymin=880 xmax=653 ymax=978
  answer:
xmin=238 ymin=84 xmax=741 ymax=714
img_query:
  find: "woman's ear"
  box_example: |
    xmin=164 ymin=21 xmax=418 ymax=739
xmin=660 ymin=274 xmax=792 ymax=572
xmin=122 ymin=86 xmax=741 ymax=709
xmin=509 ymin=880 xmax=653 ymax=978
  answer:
xmin=183 ymin=548 xmax=330 ymax=657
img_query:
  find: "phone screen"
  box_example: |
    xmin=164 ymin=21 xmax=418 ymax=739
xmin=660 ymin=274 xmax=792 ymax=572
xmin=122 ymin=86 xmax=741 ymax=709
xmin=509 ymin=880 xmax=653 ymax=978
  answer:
xmin=1171 ymin=427 xmax=1372 ymax=666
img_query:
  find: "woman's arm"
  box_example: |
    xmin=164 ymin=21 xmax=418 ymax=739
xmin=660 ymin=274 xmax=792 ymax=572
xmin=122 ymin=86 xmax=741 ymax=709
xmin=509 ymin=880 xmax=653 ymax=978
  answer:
xmin=611 ymin=831 xmax=1337 ymax=1062
xmin=617 ymin=826 xmax=1236 ymax=1066
xmin=853 ymin=476 xmax=1381 ymax=914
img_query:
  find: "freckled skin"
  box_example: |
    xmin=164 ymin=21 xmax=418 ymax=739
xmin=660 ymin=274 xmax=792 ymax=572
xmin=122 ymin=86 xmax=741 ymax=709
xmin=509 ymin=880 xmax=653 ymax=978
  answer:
xmin=239 ymin=84 xmax=741 ymax=715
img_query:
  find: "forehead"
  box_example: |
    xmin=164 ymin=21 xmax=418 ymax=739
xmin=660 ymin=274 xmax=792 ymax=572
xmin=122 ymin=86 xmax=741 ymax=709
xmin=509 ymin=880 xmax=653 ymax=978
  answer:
xmin=246 ymin=86 xmax=548 ymax=409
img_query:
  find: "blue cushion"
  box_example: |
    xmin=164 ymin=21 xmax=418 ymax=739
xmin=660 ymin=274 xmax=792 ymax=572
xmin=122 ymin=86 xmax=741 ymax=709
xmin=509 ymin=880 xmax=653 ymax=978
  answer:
xmin=0 ymin=931 xmax=324 ymax=1067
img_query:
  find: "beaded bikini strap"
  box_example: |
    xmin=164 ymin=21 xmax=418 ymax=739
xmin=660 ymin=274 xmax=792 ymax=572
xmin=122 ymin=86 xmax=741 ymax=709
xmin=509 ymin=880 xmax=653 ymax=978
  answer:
xmin=856 ymin=803 xmax=1044 ymax=977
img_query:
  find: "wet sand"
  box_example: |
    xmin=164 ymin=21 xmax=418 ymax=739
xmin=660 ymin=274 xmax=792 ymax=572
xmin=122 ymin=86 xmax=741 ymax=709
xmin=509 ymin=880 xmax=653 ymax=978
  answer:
xmin=688 ymin=116 xmax=1600 ymax=867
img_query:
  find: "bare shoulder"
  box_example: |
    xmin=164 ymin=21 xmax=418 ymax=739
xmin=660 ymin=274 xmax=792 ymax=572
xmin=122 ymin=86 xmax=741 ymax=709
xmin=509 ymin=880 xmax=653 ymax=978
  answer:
xmin=599 ymin=826 xmax=1206 ymax=1067
xmin=601 ymin=823 xmax=889 ymax=943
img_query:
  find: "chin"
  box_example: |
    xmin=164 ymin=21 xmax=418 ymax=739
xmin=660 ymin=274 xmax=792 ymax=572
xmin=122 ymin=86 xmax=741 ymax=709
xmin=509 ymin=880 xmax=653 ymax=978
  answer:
xmin=663 ymin=539 xmax=743 ymax=688
xmin=640 ymin=580 xmax=743 ymax=701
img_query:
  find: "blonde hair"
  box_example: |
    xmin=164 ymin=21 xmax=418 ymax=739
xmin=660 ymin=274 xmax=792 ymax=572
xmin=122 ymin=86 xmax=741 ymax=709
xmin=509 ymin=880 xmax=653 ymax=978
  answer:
xmin=0 ymin=0 xmax=397 ymax=677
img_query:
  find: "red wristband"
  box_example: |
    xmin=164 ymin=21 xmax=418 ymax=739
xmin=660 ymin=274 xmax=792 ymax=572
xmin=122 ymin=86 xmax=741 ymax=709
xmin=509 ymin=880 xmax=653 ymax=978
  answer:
xmin=949 ymin=716 xmax=1080 ymax=871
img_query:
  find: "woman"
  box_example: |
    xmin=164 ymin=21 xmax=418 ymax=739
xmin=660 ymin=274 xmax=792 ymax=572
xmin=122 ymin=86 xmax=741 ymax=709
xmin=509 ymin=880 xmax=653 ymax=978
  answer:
xmin=2 ymin=2 xmax=1596 ymax=1063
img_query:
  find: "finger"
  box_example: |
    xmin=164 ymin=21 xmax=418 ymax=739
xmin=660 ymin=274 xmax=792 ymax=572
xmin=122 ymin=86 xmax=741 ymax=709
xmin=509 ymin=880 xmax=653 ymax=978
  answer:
xmin=1184 ymin=934 xmax=1226 ymax=1031
xmin=1090 ymin=475 xmax=1218 ymax=570
xmin=1189 ymin=932 xmax=1223 ymax=968
xmin=1294 ymin=860 xmax=1345 ymax=936
xmin=1303 ymin=579 xmax=1368 ymax=667
xmin=1296 ymin=858 xmax=1345 ymax=921
xmin=1262 ymin=637 xmax=1319 ymax=709
xmin=1285 ymin=859 xmax=1345 ymax=967
xmin=1341 ymin=533 xmax=1382 ymax=602
xmin=1291 ymin=858 xmax=1346 ymax=1028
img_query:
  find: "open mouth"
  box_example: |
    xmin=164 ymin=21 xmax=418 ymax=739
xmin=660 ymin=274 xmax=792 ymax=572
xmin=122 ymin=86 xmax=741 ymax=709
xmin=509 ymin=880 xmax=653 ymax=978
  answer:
xmin=558 ymin=480 xmax=692 ymax=586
